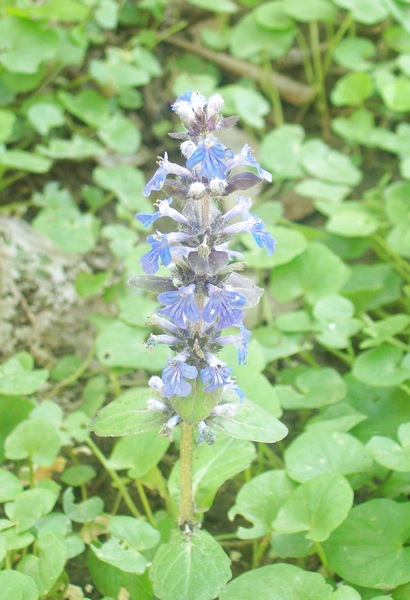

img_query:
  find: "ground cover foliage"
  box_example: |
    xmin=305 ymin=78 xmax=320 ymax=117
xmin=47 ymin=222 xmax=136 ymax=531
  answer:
xmin=1 ymin=0 xmax=410 ymax=599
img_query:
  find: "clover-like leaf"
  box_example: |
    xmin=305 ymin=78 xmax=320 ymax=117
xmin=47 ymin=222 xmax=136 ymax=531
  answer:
xmin=273 ymin=473 xmax=353 ymax=541
xmin=285 ymin=430 xmax=373 ymax=482
xmin=0 ymin=356 xmax=48 ymax=395
xmin=301 ymin=139 xmax=362 ymax=186
xmin=324 ymin=499 xmax=410 ymax=589
xmin=5 ymin=420 xmax=61 ymax=466
xmin=367 ymin=423 xmax=410 ymax=472
xmin=353 ymin=345 xmax=410 ymax=387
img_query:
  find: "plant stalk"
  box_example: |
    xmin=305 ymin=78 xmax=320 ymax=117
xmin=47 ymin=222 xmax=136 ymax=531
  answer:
xmin=179 ymin=421 xmax=195 ymax=527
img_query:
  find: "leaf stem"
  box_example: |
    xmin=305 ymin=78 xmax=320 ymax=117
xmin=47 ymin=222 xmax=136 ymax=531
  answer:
xmin=135 ymin=479 xmax=156 ymax=527
xmin=179 ymin=421 xmax=195 ymax=527
xmin=87 ymin=438 xmax=142 ymax=519
xmin=314 ymin=541 xmax=334 ymax=580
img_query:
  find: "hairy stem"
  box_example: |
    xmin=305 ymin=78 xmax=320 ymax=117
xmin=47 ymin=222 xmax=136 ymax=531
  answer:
xmin=179 ymin=421 xmax=195 ymax=527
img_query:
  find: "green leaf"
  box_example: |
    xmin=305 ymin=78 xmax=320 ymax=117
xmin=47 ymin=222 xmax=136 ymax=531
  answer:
xmin=90 ymin=49 xmax=151 ymax=91
xmin=313 ymin=295 xmax=362 ymax=349
xmin=17 ymin=532 xmax=65 ymax=596
xmin=90 ymin=388 xmax=167 ymax=437
xmin=260 ymin=124 xmax=305 ymax=180
xmin=94 ymin=0 xmax=119 ymax=29
xmin=296 ymin=178 xmax=350 ymax=206
xmin=228 ymin=470 xmax=297 ymax=539
xmin=108 ymin=516 xmax=160 ymax=551
xmin=170 ymin=380 xmax=222 ymax=425
xmin=169 ymin=436 xmax=256 ymax=510
xmin=6 ymin=488 xmax=58 ymax=533
xmin=91 ymin=540 xmax=147 ymax=574
xmin=220 ymin=563 xmax=334 ymax=600
xmin=367 ymin=422 xmax=410 ymax=472
xmin=95 ymin=320 xmax=169 ymax=372
xmin=0 ymin=17 xmax=59 ymax=73
xmin=332 ymin=109 xmax=376 ymax=145
xmin=97 ymin=113 xmax=141 ymax=154
xmin=58 ymin=89 xmax=110 ymax=127
xmin=229 ymin=14 xmax=295 ymax=61
xmin=301 ymin=139 xmax=362 ymax=186
xmin=26 ymin=0 xmax=89 ymax=21
xmin=242 ymin=226 xmax=308 ymax=269
xmin=273 ymin=473 xmax=353 ymax=541
xmin=331 ymin=72 xmax=374 ymax=106
xmin=60 ymin=465 xmax=97 ymax=487
xmin=219 ymin=85 xmax=269 ymax=128
xmin=0 ymin=109 xmax=16 ymax=142
xmin=332 ymin=0 xmax=389 ymax=24
xmin=185 ymin=0 xmax=238 ymax=11
xmin=324 ymin=499 xmax=410 ymax=589
xmin=254 ymin=2 xmax=294 ymax=30
xmin=332 ymin=37 xmax=376 ymax=71
xmin=150 ymin=529 xmax=231 ymax=600
xmin=277 ymin=367 xmax=347 ymax=409
xmin=75 ymin=271 xmax=109 ymax=297
xmin=63 ymin=488 xmax=104 ymax=523
xmin=33 ymin=197 xmax=99 ymax=254
xmin=0 ymin=150 xmax=51 ymax=173
xmin=283 ymin=0 xmax=337 ymax=22
xmin=379 ymin=76 xmax=410 ymax=112
xmin=0 ymin=396 xmax=34 ymax=462
xmin=387 ymin=223 xmax=410 ymax=258
xmin=343 ymin=263 xmax=402 ymax=312
xmin=353 ymin=345 xmax=410 ymax=387
xmin=0 ymin=356 xmax=48 ymax=395
xmin=306 ymin=402 xmax=367 ymax=434
xmin=270 ymin=531 xmax=314 ymax=559
xmin=27 ymin=103 xmax=65 ymax=135
xmin=0 ymin=470 xmax=23 ymax=502
xmin=209 ymin=398 xmax=288 ymax=443
xmin=269 ymin=243 xmax=350 ymax=304
xmin=93 ymin=166 xmax=146 ymax=211
xmin=108 ymin=431 xmax=169 ymax=478
xmin=361 ymin=314 xmax=410 ymax=349
xmin=285 ymin=430 xmax=373 ymax=482
xmin=326 ymin=204 xmax=379 ymax=237
xmin=118 ymin=294 xmax=159 ymax=327
xmin=5 ymin=420 xmax=61 ymax=466
xmin=37 ymin=134 xmax=104 ymax=159
xmin=0 ymin=570 xmax=39 ymax=600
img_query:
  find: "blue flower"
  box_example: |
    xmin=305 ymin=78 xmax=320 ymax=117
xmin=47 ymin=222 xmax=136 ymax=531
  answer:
xmin=162 ymin=354 xmax=198 ymax=397
xmin=203 ymin=284 xmax=246 ymax=329
xmin=186 ymin=139 xmax=227 ymax=180
xmin=216 ymin=325 xmax=252 ymax=365
xmin=140 ymin=233 xmax=172 ymax=274
xmin=227 ymin=144 xmax=272 ymax=182
xmin=250 ymin=218 xmax=275 ymax=255
xmin=136 ymin=198 xmax=175 ymax=229
xmin=143 ymin=153 xmax=191 ymax=197
xmin=157 ymin=283 xmax=201 ymax=328
xmin=200 ymin=358 xmax=234 ymax=392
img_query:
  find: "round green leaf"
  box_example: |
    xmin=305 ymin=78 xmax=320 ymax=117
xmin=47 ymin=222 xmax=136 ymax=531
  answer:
xmin=313 ymin=295 xmax=362 ymax=349
xmin=279 ymin=367 xmax=347 ymax=409
xmin=332 ymin=0 xmax=388 ymax=24
xmin=93 ymin=165 xmax=146 ymax=211
xmin=219 ymin=85 xmax=270 ymax=129
xmin=273 ymin=473 xmax=353 ymax=541
xmin=220 ymin=563 xmax=333 ymax=600
xmin=151 ymin=530 xmax=231 ymax=600
xmin=387 ymin=224 xmax=410 ymax=258
xmin=331 ymin=109 xmax=376 ymax=145
xmin=186 ymin=0 xmax=238 ymax=12
xmin=97 ymin=113 xmax=141 ymax=154
xmin=367 ymin=422 xmax=410 ymax=472
xmin=331 ymin=72 xmax=374 ymax=106
xmin=229 ymin=14 xmax=295 ymax=61
xmin=108 ymin=431 xmax=169 ymax=478
xmin=385 ymin=181 xmax=410 ymax=224
xmin=380 ymin=77 xmax=410 ymax=112
xmin=353 ymin=345 xmax=410 ymax=387
xmin=58 ymin=89 xmax=110 ymax=127
xmin=63 ymin=488 xmax=104 ymax=523
xmin=0 ymin=571 xmax=39 ymax=600
xmin=301 ymin=139 xmax=362 ymax=186
xmin=18 ymin=532 xmax=65 ymax=596
xmin=60 ymin=465 xmax=97 ymax=487
xmin=283 ymin=0 xmax=337 ymax=22
xmin=0 ymin=357 xmax=48 ymax=395
xmin=269 ymin=243 xmax=350 ymax=304
xmin=5 ymin=420 xmax=61 ymax=466
xmin=254 ymin=2 xmax=294 ymax=30
xmin=0 ymin=17 xmax=59 ymax=74
xmin=108 ymin=515 xmax=160 ymax=550
xmin=260 ymin=124 xmax=305 ymax=180
xmin=91 ymin=540 xmax=147 ymax=574
xmin=324 ymin=499 xmax=410 ymax=589
xmin=333 ymin=37 xmax=376 ymax=71
xmin=27 ymin=103 xmax=65 ymax=135
xmin=361 ymin=314 xmax=410 ymax=349
xmin=6 ymin=488 xmax=58 ymax=533
xmin=37 ymin=135 xmax=104 ymax=159
xmin=0 ymin=470 xmax=23 ymax=502
xmin=285 ymin=430 xmax=373 ymax=482
xmin=228 ymin=470 xmax=297 ymax=539
xmin=242 ymin=226 xmax=308 ymax=269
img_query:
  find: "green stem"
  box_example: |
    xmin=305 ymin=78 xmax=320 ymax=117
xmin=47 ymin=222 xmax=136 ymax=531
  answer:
xmin=309 ymin=21 xmax=330 ymax=136
xmin=252 ymin=535 xmax=270 ymax=568
xmin=179 ymin=421 xmax=195 ymax=527
xmin=135 ymin=479 xmax=156 ymax=527
xmin=314 ymin=541 xmax=334 ymax=580
xmin=87 ymin=438 xmax=142 ymax=519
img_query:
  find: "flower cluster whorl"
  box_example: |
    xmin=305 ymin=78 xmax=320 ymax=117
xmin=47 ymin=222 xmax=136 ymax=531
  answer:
xmin=134 ymin=91 xmax=275 ymax=441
